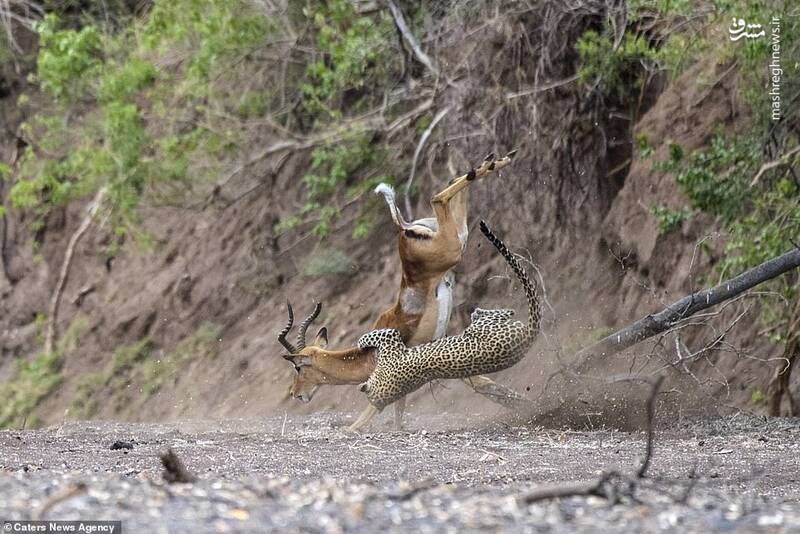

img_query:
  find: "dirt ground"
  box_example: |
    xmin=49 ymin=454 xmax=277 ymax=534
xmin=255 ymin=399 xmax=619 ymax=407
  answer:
xmin=1 ymin=413 xmax=799 ymax=532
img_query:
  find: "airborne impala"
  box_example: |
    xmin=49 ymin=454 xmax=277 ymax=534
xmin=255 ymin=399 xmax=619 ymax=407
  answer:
xmin=278 ymin=151 xmax=526 ymax=430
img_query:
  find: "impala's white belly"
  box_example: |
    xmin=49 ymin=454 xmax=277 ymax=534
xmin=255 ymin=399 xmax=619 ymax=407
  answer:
xmin=405 ymin=272 xmax=455 ymax=345
xmin=400 ymin=286 xmax=425 ymax=315
xmin=457 ymin=221 xmax=468 ymax=250
xmin=433 ymin=271 xmax=454 ymax=340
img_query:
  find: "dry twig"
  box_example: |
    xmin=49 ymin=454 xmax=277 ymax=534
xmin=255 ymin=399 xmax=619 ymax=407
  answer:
xmin=750 ymin=145 xmax=800 ymax=187
xmin=403 ymin=106 xmax=450 ymax=217
xmin=523 ymin=375 xmax=663 ymax=504
xmin=385 ymin=0 xmax=439 ymax=78
xmin=160 ymin=448 xmax=196 ymax=484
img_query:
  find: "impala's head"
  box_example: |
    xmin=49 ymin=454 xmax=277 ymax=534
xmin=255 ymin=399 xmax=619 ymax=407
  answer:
xmin=278 ymin=301 xmax=330 ymax=403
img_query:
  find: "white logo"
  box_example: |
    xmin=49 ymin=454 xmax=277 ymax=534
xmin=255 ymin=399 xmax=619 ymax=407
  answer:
xmin=729 ymin=18 xmax=766 ymax=40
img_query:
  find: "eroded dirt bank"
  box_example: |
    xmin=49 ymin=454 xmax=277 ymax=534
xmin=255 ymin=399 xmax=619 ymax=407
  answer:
xmin=1 ymin=414 xmax=799 ymax=532
xmin=0 ymin=3 xmax=785 ymax=430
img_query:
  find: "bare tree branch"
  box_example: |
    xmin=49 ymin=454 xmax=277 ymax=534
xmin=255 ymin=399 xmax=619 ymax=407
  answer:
xmin=403 ymin=106 xmax=449 ymax=217
xmin=750 ymin=145 xmax=800 ymax=187
xmin=505 ymin=74 xmax=579 ymax=101
xmin=216 ymin=98 xmax=433 ymax=190
xmin=385 ymin=0 xmax=439 ymax=78
xmin=44 ymin=187 xmax=107 ymax=355
xmin=0 ymin=0 xmax=43 ymax=52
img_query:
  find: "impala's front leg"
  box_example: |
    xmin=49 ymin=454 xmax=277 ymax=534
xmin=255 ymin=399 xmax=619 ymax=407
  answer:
xmin=347 ymin=404 xmax=380 ymax=433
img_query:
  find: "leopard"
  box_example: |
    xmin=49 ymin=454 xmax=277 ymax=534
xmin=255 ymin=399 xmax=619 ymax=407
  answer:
xmin=354 ymin=219 xmax=541 ymax=418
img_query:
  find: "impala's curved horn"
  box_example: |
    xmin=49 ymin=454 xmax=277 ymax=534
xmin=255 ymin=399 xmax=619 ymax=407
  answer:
xmin=297 ymin=302 xmax=322 ymax=350
xmin=278 ymin=302 xmax=298 ymax=354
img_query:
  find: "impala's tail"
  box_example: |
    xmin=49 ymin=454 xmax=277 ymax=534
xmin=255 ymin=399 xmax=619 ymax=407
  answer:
xmin=479 ymin=220 xmax=541 ymax=338
xmin=374 ymin=183 xmax=409 ymax=228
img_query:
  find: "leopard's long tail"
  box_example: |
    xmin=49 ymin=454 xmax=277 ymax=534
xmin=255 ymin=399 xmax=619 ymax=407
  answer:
xmin=479 ymin=220 xmax=541 ymax=339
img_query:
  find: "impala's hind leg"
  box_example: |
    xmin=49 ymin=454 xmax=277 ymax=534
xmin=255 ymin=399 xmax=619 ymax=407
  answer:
xmin=393 ymin=396 xmax=406 ymax=430
xmin=431 ymin=150 xmax=516 ymax=207
xmin=463 ymin=375 xmax=531 ymax=410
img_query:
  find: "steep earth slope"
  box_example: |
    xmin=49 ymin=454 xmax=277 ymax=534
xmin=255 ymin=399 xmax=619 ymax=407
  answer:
xmin=0 ymin=5 xmax=785 ymax=429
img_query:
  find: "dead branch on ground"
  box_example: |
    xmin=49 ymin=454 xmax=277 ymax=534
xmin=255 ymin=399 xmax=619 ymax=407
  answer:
xmin=575 ymin=246 xmax=800 ymax=365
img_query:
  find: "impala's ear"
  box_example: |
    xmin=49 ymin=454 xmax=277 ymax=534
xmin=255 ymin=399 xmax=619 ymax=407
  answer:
xmin=313 ymin=327 xmax=328 ymax=349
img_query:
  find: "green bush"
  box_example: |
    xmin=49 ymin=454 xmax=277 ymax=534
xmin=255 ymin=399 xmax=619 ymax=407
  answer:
xmin=674 ymin=132 xmax=799 ymax=341
xmin=111 ymin=338 xmax=154 ymax=374
xmin=675 ymin=135 xmax=758 ymax=222
xmin=141 ymin=322 xmax=222 ymax=397
xmin=10 ymin=1 xmax=271 ymax=243
xmin=279 ymin=132 xmax=394 ymax=239
xmin=303 ymin=247 xmax=355 ymax=277
xmin=0 ymin=316 xmax=88 ymax=428
xmin=576 ymin=31 xmax=659 ymax=99
xmin=0 ymin=350 xmax=63 ymax=428
xmin=69 ymin=322 xmax=223 ymax=416
xmin=301 ymin=0 xmax=392 ymax=118
xmin=35 ymin=15 xmax=102 ymax=101
xmin=650 ymin=205 xmax=691 ymax=234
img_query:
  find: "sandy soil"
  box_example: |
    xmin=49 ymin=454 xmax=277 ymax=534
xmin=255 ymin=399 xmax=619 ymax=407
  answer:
xmin=1 ymin=413 xmax=799 ymax=532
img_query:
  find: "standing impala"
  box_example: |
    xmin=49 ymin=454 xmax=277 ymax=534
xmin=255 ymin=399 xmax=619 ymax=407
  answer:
xmin=279 ymin=151 xmax=526 ymax=430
